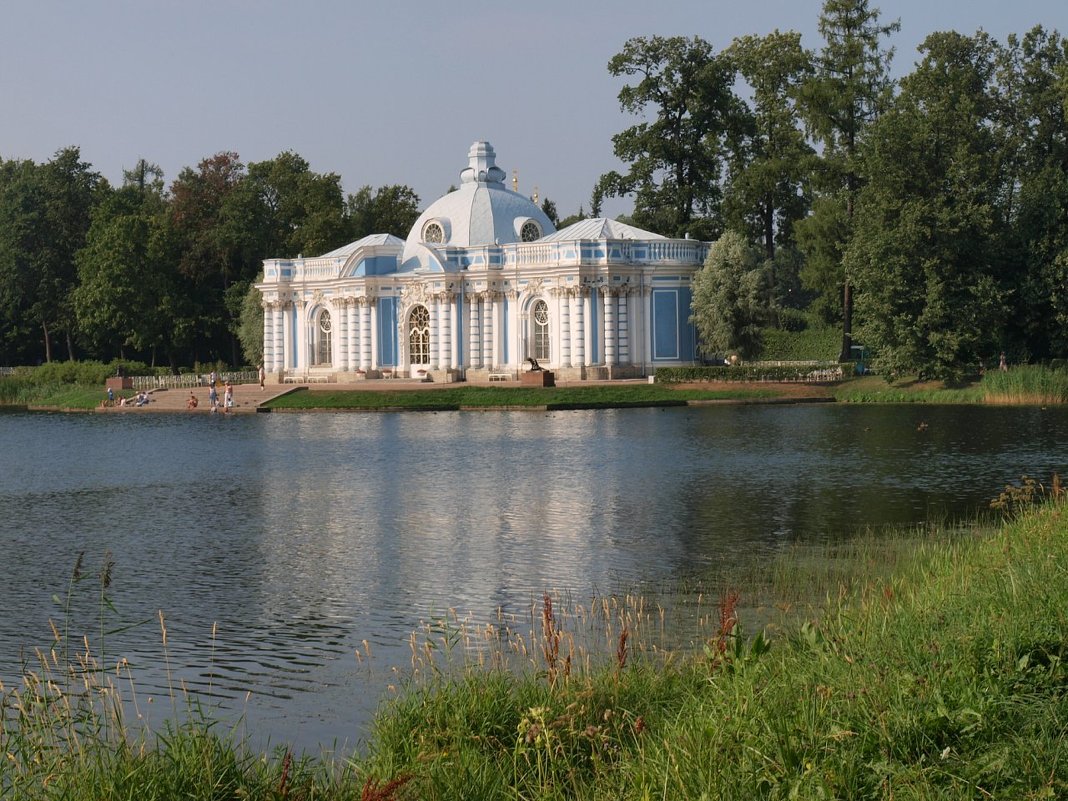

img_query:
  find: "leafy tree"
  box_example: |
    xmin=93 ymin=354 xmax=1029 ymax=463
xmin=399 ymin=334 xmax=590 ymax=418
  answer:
xmin=690 ymin=230 xmax=772 ymax=359
xmin=73 ymin=184 xmax=172 ymax=362
xmin=725 ymin=30 xmax=814 ymax=260
xmin=599 ymin=36 xmax=745 ymax=239
xmin=540 ymin=197 xmax=559 ymax=227
xmin=849 ymin=31 xmax=1010 ymax=379
xmin=234 ymin=151 xmax=348 ymax=259
xmin=346 ymin=184 xmax=421 ymax=239
xmin=0 ymin=149 xmax=104 ymax=363
xmin=797 ymin=0 xmax=900 ymax=360
xmin=235 ymin=277 xmax=264 ymax=367
xmin=1000 ymin=27 xmax=1068 ymax=358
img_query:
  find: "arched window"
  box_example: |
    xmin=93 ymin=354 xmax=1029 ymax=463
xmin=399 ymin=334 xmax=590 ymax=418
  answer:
xmin=532 ymin=300 xmax=550 ymax=361
xmin=520 ymin=220 xmax=542 ymax=242
xmin=313 ymin=310 xmax=332 ymax=366
xmin=409 ymin=305 xmax=431 ymax=365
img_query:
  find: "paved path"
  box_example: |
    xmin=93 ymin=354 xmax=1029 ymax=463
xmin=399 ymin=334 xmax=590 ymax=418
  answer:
xmin=102 ymin=376 xmax=661 ymax=414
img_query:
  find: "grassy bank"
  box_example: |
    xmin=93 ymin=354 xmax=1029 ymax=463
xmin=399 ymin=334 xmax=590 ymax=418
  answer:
xmin=4 ymin=501 xmax=1067 ymax=799
xmin=359 ymin=503 xmax=1068 ymax=799
xmin=835 ymin=365 xmax=1068 ymax=404
xmin=263 ymin=384 xmax=782 ymax=411
xmin=0 ymin=379 xmax=116 ymax=409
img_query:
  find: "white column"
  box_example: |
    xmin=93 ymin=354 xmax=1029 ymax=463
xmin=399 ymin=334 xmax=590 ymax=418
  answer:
xmin=359 ymin=300 xmax=372 ymax=371
xmin=557 ymin=289 xmax=570 ymax=369
xmin=336 ymin=302 xmax=348 ymax=371
xmin=262 ymin=303 xmax=274 ymax=372
xmin=274 ymin=305 xmax=286 ymax=372
xmin=618 ymin=290 xmax=630 ymax=365
xmin=347 ymin=301 xmax=358 ymax=370
xmin=644 ymin=288 xmax=654 ymax=368
xmin=443 ymin=293 xmax=455 ymax=370
xmin=571 ymin=290 xmax=585 ymax=368
xmin=485 ymin=292 xmax=496 ymax=369
xmin=469 ymin=294 xmax=481 ymax=369
xmin=603 ymin=288 xmax=616 ymax=367
xmin=429 ymin=297 xmax=440 ymax=370
xmin=582 ymin=290 xmax=594 ymax=367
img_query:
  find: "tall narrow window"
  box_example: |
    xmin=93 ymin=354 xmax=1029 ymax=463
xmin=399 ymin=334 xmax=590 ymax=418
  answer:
xmin=532 ymin=300 xmax=550 ymax=361
xmin=314 ymin=310 xmax=332 ymax=366
xmin=409 ymin=305 xmax=430 ymax=365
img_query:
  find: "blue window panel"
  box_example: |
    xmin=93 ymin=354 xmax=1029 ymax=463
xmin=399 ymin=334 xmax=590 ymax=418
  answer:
xmin=652 ymin=289 xmax=680 ymax=360
xmin=377 ymin=297 xmax=397 ymax=366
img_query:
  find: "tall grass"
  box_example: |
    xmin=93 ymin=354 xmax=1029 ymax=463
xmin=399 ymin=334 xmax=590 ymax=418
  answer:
xmin=981 ymin=364 xmax=1068 ymax=404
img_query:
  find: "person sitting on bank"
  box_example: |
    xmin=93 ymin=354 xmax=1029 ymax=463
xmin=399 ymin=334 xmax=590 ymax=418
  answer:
xmin=187 ymin=392 xmax=199 ymax=409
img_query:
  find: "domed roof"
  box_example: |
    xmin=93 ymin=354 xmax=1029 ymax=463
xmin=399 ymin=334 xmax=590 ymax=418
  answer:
xmin=401 ymin=141 xmax=556 ymax=272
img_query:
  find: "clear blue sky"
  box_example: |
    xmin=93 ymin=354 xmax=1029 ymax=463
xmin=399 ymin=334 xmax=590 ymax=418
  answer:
xmin=2 ymin=0 xmax=1064 ymax=223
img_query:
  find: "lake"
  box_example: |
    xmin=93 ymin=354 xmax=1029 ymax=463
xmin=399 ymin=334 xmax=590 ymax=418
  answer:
xmin=1 ymin=403 xmax=1065 ymax=752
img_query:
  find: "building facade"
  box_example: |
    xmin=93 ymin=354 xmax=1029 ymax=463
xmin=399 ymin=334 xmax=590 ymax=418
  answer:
xmin=256 ymin=141 xmax=707 ymax=382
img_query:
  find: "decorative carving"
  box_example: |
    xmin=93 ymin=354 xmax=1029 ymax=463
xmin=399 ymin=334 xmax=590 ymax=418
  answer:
xmin=400 ymin=282 xmax=429 ymax=304
xmin=311 ymin=289 xmax=325 ymax=306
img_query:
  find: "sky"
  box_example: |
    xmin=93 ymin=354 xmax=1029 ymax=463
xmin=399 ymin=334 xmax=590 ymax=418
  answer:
xmin=2 ymin=0 xmax=1066 ymax=224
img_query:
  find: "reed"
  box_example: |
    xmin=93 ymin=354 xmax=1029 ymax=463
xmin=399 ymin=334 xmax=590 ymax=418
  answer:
xmin=980 ymin=364 xmax=1068 ymax=404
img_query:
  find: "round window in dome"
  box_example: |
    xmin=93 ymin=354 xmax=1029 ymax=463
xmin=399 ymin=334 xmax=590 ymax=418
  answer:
xmin=520 ymin=220 xmax=542 ymax=242
xmin=422 ymin=221 xmax=445 ymax=244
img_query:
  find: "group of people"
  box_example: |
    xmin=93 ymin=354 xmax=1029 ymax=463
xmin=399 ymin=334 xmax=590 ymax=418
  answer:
xmin=103 ymin=387 xmax=151 ymax=408
xmin=198 ymin=370 xmax=235 ymax=413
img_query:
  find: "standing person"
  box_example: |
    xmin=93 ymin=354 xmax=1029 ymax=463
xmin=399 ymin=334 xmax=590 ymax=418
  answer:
xmin=209 ymin=370 xmax=217 ymax=390
xmin=224 ymin=382 xmax=234 ymax=412
xmin=258 ymin=364 xmax=266 ymax=390
xmin=999 ymin=352 xmax=1008 ymax=372
xmin=208 ymin=383 xmax=218 ymax=411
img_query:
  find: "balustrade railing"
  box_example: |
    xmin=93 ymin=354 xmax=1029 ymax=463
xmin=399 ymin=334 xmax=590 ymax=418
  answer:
xmin=131 ymin=371 xmax=259 ymax=390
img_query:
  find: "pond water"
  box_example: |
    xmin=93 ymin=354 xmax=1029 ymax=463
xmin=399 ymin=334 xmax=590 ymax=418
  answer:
xmin=1 ymin=404 xmax=1065 ymax=752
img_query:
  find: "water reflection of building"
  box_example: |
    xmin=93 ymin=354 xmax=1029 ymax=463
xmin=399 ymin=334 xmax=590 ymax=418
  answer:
xmin=256 ymin=142 xmax=707 ymax=383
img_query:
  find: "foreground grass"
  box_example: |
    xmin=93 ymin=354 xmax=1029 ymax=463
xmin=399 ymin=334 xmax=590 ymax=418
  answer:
xmin=358 ymin=504 xmax=1068 ymax=799
xmin=263 ymin=384 xmax=782 ymax=411
xmin=4 ymin=503 xmax=1068 ymax=799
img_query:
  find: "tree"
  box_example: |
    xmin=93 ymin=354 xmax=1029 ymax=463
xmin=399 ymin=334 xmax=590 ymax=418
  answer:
xmin=73 ymin=184 xmax=172 ymax=361
xmin=797 ymin=0 xmax=900 ymax=361
xmin=849 ymin=31 xmax=1010 ymax=379
xmin=1000 ymin=27 xmax=1068 ymax=359
xmin=0 ymin=149 xmax=104 ymax=363
xmin=725 ymin=31 xmax=814 ymax=261
xmin=690 ymin=230 xmax=772 ymax=359
xmin=235 ymin=277 xmax=264 ymax=367
xmin=599 ymin=36 xmax=745 ymax=239
xmin=346 ymin=184 xmax=421 ymax=239
xmin=540 ymin=197 xmax=559 ymax=227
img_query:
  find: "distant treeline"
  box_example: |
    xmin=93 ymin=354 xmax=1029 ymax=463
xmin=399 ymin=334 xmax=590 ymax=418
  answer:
xmin=0 ymin=150 xmax=421 ymax=368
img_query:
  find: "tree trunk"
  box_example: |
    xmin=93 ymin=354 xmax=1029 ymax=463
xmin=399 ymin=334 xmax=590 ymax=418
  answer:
xmin=839 ymin=280 xmax=853 ymax=362
xmin=41 ymin=321 xmax=52 ymax=363
xmin=66 ymin=331 xmax=75 ymax=361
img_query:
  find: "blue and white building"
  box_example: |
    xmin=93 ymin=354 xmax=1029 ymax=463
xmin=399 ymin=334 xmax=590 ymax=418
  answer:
xmin=256 ymin=141 xmax=707 ymax=382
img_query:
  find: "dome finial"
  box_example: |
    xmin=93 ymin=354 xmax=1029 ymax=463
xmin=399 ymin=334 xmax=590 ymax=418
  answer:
xmin=459 ymin=141 xmax=505 ymax=185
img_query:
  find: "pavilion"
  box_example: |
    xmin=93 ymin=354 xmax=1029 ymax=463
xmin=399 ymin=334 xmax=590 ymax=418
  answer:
xmin=256 ymin=141 xmax=707 ymax=382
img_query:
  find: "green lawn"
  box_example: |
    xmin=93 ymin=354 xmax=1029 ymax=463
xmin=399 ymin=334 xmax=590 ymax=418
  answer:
xmin=264 ymin=384 xmax=784 ymax=411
